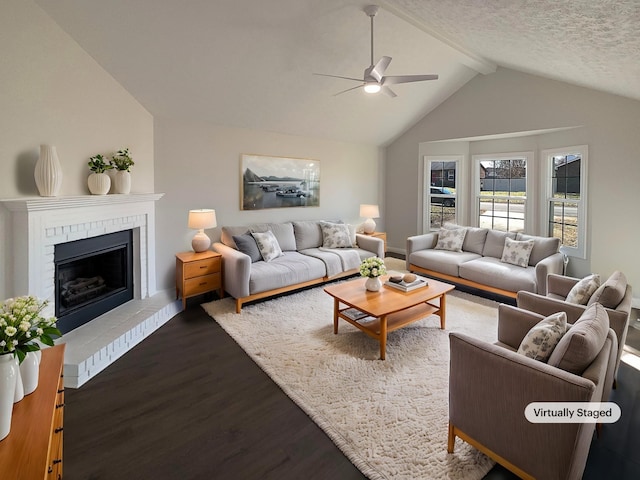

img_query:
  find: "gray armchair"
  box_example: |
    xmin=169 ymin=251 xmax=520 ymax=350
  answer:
xmin=448 ymin=304 xmax=617 ymax=480
xmin=517 ymin=272 xmax=632 ymax=384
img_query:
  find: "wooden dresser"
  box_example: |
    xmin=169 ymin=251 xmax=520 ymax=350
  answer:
xmin=0 ymin=344 xmax=66 ymax=479
xmin=176 ymin=250 xmax=223 ymax=309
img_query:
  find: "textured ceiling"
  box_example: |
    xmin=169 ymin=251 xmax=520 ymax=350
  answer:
xmin=387 ymin=0 xmax=640 ymax=102
xmin=34 ymin=0 xmax=640 ymax=147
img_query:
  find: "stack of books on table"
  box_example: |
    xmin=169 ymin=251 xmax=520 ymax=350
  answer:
xmin=341 ymin=308 xmax=375 ymax=322
xmin=384 ymin=277 xmax=428 ymax=292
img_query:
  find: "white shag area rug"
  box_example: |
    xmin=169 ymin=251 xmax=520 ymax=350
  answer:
xmin=202 ymin=261 xmax=498 ymax=480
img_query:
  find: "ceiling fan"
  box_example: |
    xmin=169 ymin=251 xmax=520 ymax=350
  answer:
xmin=314 ymin=5 xmax=438 ymax=97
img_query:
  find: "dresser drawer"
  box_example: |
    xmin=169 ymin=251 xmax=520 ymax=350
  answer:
xmin=184 ymin=273 xmax=221 ymax=296
xmin=184 ymin=257 xmax=221 ymax=279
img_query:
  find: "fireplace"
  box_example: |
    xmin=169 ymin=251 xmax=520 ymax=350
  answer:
xmin=0 ymin=194 xmax=183 ymax=388
xmin=55 ymin=230 xmax=134 ymax=334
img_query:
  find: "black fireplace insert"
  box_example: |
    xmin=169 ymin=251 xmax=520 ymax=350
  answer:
xmin=54 ymin=230 xmax=133 ymax=334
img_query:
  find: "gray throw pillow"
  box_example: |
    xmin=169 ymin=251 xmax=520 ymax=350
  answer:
xmin=587 ymin=271 xmax=627 ymax=309
xmin=232 ymin=233 xmax=262 ymax=263
xmin=251 ymin=230 xmax=284 ymax=262
xmin=547 ymin=303 xmax=609 ymax=374
xmin=565 ymin=273 xmax=601 ymax=305
xmin=517 ymin=312 xmax=567 ymax=362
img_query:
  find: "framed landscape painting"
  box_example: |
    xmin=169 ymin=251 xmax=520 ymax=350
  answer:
xmin=241 ymin=154 xmax=320 ymax=210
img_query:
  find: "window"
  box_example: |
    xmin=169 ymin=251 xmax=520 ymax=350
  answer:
xmin=543 ymin=146 xmax=588 ymax=258
xmin=424 ymin=156 xmax=459 ymax=230
xmin=473 ymin=152 xmax=533 ymax=232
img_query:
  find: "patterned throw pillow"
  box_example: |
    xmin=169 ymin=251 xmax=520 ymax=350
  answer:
xmin=566 ymin=273 xmax=601 ymax=305
xmin=517 ymin=312 xmax=567 ymax=362
xmin=251 ymin=230 xmax=284 ymax=262
xmin=434 ymin=227 xmax=467 ymax=252
xmin=320 ymin=222 xmax=353 ymax=248
xmin=500 ymin=237 xmax=535 ymax=268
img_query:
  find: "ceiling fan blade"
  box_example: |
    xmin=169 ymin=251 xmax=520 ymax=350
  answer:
xmin=382 ymin=86 xmax=397 ymax=98
xmin=313 ymin=73 xmax=364 ymax=83
xmin=382 ymin=74 xmax=439 ymax=85
xmin=368 ymin=56 xmax=392 ymax=82
xmin=333 ymin=84 xmax=365 ymax=96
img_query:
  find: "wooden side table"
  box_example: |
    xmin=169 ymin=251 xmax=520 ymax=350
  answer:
xmin=175 ymin=251 xmax=223 ymax=310
xmin=365 ymin=231 xmax=387 ymax=253
xmin=0 ymin=344 xmax=65 ymax=479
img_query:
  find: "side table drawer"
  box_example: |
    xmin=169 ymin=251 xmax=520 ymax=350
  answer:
xmin=184 ymin=257 xmax=221 ymax=278
xmin=184 ymin=273 xmax=221 ymax=296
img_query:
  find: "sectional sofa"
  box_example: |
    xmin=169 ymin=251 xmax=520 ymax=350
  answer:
xmin=407 ymin=226 xmax=564 ymax=298
xmin=213 ymin=220 xmax=384 ymax=312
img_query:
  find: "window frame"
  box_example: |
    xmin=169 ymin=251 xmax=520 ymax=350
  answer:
xmin=423 ymin=155 xmax=461 ymax=232
xmin=472 ymin=151 xmax=535 ymax=233
xmin=541 ymin=145 xmax=588 ymax=259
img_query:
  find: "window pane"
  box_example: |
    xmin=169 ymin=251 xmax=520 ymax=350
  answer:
xmin=426 ymin=158 xmax=458 ymax=231
xmin=478 ymin=157 xmax=526 ymax=231
xmin=430 ymin=204 xmax=456 ymax=229
xmin=548 ymin=201 xmax=579 ymax=248
xmin=552 ymin=154 xmax=581 ymax=200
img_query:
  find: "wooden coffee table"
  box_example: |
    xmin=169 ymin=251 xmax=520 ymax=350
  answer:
xmin=324 ymin=276 xmax=455 ymax=360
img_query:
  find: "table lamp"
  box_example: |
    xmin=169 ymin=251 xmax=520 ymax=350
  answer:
xmin=359 ymin=204 xmax=380 ymax=234
xmin=188 ymin=209 xmax=217 ymax=252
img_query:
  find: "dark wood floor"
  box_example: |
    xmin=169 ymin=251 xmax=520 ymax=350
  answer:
xmin=65 ymin=298 xmax=640 ymax=479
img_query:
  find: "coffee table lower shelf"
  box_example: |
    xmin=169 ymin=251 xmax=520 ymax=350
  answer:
xmin=336 ymin=301 xmax=441 ymax=359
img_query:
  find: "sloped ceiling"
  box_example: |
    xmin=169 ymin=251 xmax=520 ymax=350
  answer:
xmin=35 ymin=0 xmax=639 ymax=147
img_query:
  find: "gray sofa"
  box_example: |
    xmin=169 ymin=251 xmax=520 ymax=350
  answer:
xmin=407 ymin=227 xmax=564 ymax=297
xmin=213 ymin=220 xmax=384 ymax=312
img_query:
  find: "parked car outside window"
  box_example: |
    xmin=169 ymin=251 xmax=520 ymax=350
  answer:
xmin=430 ymin=186 xmax=455 ymax=207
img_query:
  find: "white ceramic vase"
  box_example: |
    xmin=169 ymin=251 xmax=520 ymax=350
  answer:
xmin=0 ymin=354 xmax=18 ymax=441
xmin=365 ymin=276 xmax=382 ymax=292
xmin=19 ymin=351 xmax=40 ymax=396
xmin=13 ymin=366 xmax=24 ymax=403
xmin=34 ymin=144 xmax=63 ymax=197
xmin=114 ymin=170 xmax=131 ymax=194
xmin=88 ymin=172 xmax=111 ymax=195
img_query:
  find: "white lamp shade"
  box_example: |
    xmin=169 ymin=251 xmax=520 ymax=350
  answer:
xmin=359 ymin=204 xmax=380 ymax=219
xmin=188 ymin=209 xmax=217 ymax=230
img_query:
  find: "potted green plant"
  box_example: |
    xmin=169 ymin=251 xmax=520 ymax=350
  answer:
xmin=110 ymin=148 xmax=134 ymax=194
xmin=87 ymin=154 xmax=113 ymax=195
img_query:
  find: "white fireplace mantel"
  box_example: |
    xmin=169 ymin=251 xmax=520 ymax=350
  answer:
xmin=1 ymin=192 xmax=164 ymax=212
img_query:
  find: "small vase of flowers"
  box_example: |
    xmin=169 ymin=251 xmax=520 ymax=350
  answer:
xmin=110 ymin=148 xmax=134 ymax=194
xmin=359 ymin=256 xmax=387 ymax=291
xmin=87 ymin=154 xmax=113 ymax=195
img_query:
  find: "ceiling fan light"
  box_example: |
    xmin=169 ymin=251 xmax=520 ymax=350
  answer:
xmin=364 ymin=82 xmax=381 ymax=94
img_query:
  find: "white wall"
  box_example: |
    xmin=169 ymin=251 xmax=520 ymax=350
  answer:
xmin=153 ymin=118 xmax=384 ymax=291
xmin=386 ymin=67 xmax=640 ymax=298
xmin=0 ymin=0 xmax=154 ymax=299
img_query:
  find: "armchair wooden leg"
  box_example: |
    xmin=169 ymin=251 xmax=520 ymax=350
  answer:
xmin=447 ymin=422 xmax=456 ymax=453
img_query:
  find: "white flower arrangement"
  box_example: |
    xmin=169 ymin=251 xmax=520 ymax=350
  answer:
xmin=359 ymin=256 xmax=387 ymax=278
xmin=0 ymin=296 xmax=61 ymax=363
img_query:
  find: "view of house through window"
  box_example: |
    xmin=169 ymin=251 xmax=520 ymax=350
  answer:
xmin=544 ymin=145 xmax=587 ymax=258
xmin=476 ymin=155 xmax=528 ymax=232
xmin=424 ymin=157 xmax=458 ymax=230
